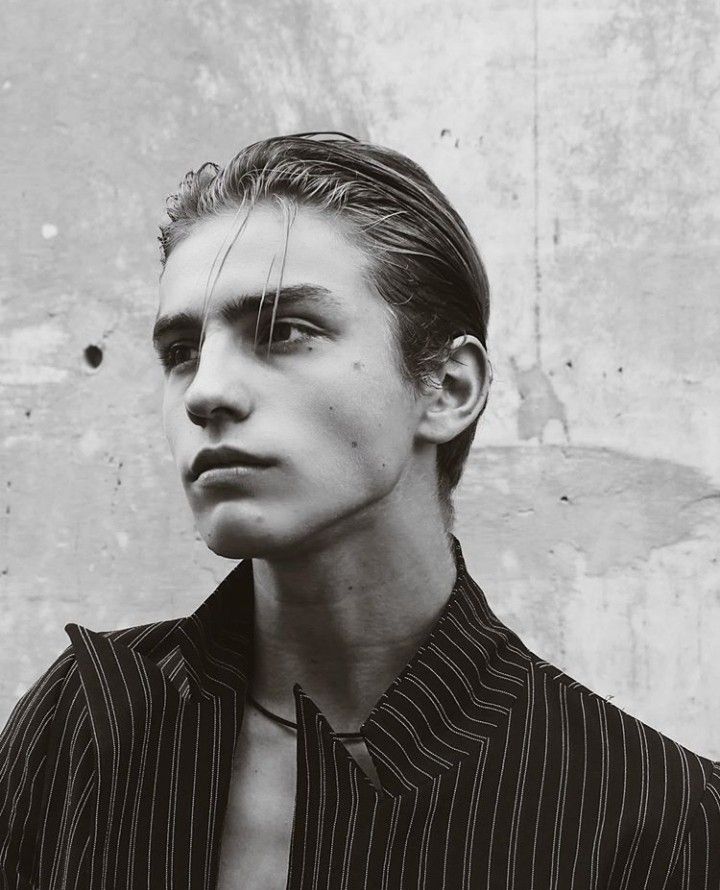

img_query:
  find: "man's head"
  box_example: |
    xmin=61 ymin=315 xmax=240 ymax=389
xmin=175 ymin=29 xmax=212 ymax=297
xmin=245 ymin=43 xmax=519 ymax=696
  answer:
xmin=156 ymin=135 xmax=492 ymax=557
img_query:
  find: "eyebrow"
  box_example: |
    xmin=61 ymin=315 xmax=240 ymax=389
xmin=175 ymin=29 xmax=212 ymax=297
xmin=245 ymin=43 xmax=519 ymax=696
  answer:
xmin=152 ymin=284 xmax=338 ymax=348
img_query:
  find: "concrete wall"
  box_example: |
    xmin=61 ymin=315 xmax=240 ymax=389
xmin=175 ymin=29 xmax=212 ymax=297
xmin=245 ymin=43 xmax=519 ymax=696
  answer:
xmin=1 ymin=0 xmax=718 ymax=757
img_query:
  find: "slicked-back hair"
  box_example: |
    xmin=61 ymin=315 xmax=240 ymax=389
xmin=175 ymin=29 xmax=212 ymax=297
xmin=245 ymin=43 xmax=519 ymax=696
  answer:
xmin=159 ymin=134 xmax=491 ymax=530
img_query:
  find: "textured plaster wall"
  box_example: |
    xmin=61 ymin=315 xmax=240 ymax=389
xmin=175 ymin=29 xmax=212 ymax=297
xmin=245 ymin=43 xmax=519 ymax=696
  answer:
xmin=1 ymin=0 xmax=719 ymax=757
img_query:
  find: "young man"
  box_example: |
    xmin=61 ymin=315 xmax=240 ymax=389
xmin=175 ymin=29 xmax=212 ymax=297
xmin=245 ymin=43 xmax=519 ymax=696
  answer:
xmin=1 ymin=134 xmax=718 ymax=889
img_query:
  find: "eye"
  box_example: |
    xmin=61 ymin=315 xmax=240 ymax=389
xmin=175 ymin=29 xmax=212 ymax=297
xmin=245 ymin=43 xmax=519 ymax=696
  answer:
xmin=160 ymin=342 xmax=199 ymax=372
xmin=257 ymin=320 xmax=317 ymax=351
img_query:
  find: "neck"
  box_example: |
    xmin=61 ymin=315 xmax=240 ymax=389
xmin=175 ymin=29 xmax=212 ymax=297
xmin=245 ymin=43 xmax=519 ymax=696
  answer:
xmin=248 ymin=509 xmax=457 ymax=733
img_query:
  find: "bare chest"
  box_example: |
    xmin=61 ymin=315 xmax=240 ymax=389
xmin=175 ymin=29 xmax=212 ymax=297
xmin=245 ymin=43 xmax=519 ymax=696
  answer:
xmin=216 ymin=714 xmax=296 ymax=890
xmin=215 ymin=709 xmax=381 ymax=889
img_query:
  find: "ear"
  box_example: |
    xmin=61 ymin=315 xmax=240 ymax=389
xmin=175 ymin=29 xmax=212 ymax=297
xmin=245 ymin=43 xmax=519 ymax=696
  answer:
xmin=416 ymin=334 xmax=493 ymax=445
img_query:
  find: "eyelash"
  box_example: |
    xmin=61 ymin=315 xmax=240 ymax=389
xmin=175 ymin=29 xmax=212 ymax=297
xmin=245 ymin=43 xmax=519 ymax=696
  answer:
xmin=158 ymin=321 xmax=317 ymax=372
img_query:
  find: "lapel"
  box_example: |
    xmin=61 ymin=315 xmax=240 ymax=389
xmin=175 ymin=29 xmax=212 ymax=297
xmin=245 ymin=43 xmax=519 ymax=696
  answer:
xmin=65 ymin=537 xmax=530 ymax=889
xmin=64 ymin=558 xmax=254 ymax=889
xmin=285 ymin=537 xmax=530 ymax=888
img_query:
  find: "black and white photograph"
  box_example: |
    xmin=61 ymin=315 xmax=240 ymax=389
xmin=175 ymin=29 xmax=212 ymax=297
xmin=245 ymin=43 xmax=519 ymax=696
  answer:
xmin=1 ymin=2 xmax=719 ymax=887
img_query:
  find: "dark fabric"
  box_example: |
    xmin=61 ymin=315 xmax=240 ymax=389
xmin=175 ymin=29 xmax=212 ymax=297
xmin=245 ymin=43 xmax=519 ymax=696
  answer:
xmin=1 ymin=536 xmax=718 ymax=889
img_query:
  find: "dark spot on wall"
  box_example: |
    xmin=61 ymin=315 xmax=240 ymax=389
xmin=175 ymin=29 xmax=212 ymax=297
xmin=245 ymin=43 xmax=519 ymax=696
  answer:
xmin=440 ymin=128 xmax=451 ymax=137
xmin=84 ymin=344 xmax=103 ymax=368
xmin=512 ymin=360 xmax=568 ymax=441
xmin=25 ymin=409 xmax=31 ymax=418
xmin=560 ymin=495 xmax=569 ymax=503
xmin=553 ymin=218 xmax=560 ymax=245
xmin=565 ymin=360 xmax=573 ymax=368
xmin=352 ymin=360 xmax=364 ymax=371
xmin=1 ymin=568 xmax=7 ymax=576
xmin=347 ymin=584 xmax=354 ymax=590
xmin=328 ymin=405 xmax=334 ymax=411
xmin=617 ymin=367 xmax=623 ymax=373
xmin=351 ymin=441 xmax=358 ymax=448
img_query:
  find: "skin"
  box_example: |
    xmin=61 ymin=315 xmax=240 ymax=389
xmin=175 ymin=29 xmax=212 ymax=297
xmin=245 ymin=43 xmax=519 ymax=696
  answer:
xmin=156 ymin=201 xmax=491 ymax=740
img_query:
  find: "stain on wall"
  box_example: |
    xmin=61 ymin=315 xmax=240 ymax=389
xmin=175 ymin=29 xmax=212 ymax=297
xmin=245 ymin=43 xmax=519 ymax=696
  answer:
xmin=512 ymin=360 xmax=568 ymax=441
xmin=1 ymin=0 xmax=719 ymax=757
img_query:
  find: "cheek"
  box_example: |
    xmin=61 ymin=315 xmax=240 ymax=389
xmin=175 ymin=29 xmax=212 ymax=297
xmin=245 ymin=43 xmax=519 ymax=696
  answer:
xmin=313 ymin=366 xmax=414 ymax=474
xmin=161 ymin=387 xmax=182 ymax=458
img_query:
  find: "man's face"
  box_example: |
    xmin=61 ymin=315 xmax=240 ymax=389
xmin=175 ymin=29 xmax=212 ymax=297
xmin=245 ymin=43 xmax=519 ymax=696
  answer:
xmin=156 ymin=203 xmax=428 ymax=559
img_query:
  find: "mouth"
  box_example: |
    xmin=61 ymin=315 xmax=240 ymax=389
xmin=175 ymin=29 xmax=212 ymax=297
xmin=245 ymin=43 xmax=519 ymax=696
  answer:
xmin=189 ymin=446 xmax=275 ymax=482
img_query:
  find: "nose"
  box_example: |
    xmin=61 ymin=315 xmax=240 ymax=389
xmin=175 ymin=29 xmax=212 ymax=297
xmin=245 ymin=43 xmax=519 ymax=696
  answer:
xmin=183 ymin=332 xmax=253 ymax=427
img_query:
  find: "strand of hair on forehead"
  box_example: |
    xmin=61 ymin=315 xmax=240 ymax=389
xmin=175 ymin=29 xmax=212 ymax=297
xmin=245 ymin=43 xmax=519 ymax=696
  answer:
xmin=198 ymin=203 xmax=252 ymax=351
xmin=264 ymin=197 xmax=296 ymax=358
xmin=200 ymin=202 xmax=246 ymax=311
xmin=198 ymin=195 xmax=296 ymax=359
xmin=253 ymin=252 xmax=277 ymax=352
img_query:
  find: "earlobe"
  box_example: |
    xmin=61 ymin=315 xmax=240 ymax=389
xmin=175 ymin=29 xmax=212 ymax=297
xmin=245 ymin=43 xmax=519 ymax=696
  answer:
xmin=417 ymin=335 xmax=492 ymax=445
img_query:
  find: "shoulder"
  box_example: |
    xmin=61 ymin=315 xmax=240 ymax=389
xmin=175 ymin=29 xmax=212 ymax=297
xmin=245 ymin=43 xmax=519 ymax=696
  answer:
xmin=527 ymin=648 xmax=714 ymax=780
xmin=0 ymin=644 xmax=79 ymax=880
xmin=0 ymin=644 xmax=77 ymax=756
xmin=514 ymin=644 xmax=719 ymax=881
xmin=2 ymin=614 xmax=186 ymax=744
xmin=0 ymin=615 xmax=184 ymax=883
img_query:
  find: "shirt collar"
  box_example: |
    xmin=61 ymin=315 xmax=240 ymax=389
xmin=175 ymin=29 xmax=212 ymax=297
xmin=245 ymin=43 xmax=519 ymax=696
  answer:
xmin=168 ymin=534 xmax=528 ymax=796
xmin=357 ymin=534 xmax=527 ymax=794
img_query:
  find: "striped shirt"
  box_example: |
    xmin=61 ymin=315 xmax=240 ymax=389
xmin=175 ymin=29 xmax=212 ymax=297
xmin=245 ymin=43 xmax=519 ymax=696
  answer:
xmin=1 ymin=535 xmax=718 ymax=888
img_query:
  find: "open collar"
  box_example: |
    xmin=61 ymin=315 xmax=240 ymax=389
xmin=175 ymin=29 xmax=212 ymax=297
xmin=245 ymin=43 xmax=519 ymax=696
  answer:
xmin=166 ymin=534 xmax=529 ymax=797
xmin=63 ymin=535 xmax=530 ymax=886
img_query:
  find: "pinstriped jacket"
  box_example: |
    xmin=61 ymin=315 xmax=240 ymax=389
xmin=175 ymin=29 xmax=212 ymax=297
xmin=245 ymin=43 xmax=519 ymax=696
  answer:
xmin=1 ymin=536 xmax=719 ymax=889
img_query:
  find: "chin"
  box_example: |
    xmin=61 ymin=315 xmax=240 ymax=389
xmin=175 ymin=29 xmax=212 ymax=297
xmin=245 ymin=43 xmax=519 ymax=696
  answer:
xmin=194 ymin=502 xmax=313 ymax=560
xmin=198 ymin=515 xmax=274 ymax=560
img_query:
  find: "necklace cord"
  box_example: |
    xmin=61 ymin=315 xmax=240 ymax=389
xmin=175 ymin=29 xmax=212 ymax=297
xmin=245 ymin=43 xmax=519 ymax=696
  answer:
xmin=247 ymin=693 xmax=365 ymax=740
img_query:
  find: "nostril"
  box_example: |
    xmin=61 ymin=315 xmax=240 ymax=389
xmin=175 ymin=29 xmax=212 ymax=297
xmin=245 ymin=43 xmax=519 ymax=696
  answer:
xmin=185 ymin=405 xmax=207 ymax=426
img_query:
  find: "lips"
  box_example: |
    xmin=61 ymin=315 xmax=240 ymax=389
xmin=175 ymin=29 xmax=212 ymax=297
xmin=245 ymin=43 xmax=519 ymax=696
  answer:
xmin=189 ymin=446 xmax=274 ymax=481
